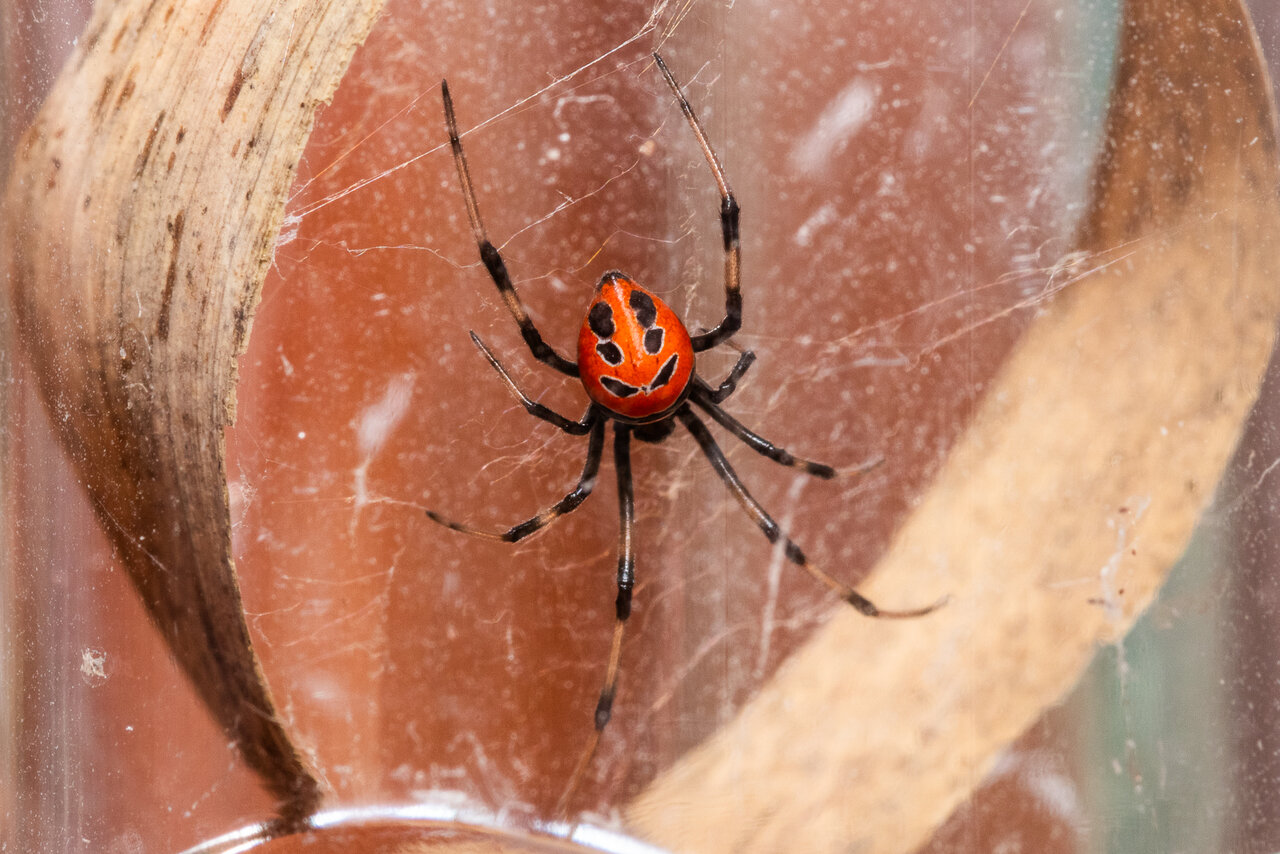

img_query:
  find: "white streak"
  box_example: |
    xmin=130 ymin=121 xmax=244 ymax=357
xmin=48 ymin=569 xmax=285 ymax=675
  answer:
xmin=789 ymin=78 xmax=877 ymax=175
xmin=351 ymin=373 xmax=415 ymax=533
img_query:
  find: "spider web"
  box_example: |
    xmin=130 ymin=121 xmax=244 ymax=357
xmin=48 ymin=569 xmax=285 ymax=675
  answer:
xmin=229 ymin=0 xmax=1106 ymax=829
xmin=11 ymin=0 xmax=1280 ymax=850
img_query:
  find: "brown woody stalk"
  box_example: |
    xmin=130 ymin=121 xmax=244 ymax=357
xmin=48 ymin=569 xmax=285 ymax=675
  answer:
xmin=3 ymin=0 xmax=384 ymax=823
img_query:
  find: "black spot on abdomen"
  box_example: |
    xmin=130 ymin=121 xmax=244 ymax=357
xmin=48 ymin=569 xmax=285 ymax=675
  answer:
xmin=629 ymin=290 xmax=657 ymax=327
xmin=601 ymin=376 xmax=640 ymax=397
xmin=596 ymin=341 xmax=624 ymax=365
xmin=643 ymin=327 xmax=664 ymax=354
xmin=648 ymin=354 xmax=678 ymax=389
xmin=588 ymin=302 xmax=615 ymax=338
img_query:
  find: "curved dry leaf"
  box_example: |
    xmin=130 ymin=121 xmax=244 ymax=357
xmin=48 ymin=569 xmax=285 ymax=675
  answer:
xmin=3 ymin=0 xmax=384 ymax=822
xmin=629 ymin=0 xmax=1280 ymax=850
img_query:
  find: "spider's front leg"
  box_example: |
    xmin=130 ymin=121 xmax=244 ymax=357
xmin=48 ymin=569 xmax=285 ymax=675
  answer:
xmin=557 ymin=424 xmax=635 ymax=816
xmin=654 ymin=53 xmax=741 ymax=352
xmin=441 ymin=81 xmax=578 ymax=377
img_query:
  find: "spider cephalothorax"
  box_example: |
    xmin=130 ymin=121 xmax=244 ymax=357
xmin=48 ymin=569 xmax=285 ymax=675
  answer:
xmin=430 ymin=53 xmax=942 ymax=814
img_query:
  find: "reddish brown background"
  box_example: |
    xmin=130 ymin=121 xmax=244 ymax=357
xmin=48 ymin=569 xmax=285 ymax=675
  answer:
xmin=5 ymin=0 xmax=1280 ymax=852
xmin=231 ymin=0 xmax=1061 ymax=816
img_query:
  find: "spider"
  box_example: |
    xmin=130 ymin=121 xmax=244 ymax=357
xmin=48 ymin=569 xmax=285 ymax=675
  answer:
xmin=431 ymin=53 xmax=942 ymax=812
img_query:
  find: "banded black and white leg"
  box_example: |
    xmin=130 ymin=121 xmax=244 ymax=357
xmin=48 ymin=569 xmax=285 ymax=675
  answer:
xmin=677 ymin=407 xmax=941 ymax=618
xmin=653 ymin=53 xmax=741 ymax=352
xmin=425 ymin=417 xmax=605 ymax=543
xmin=691 ymin=381 xmax=839 ymax=479
xmin=424 ymin=335 xmax=604 ymax=541
xmin=703 ymin=349 xmax=757 ymax=403
xmin=558 ymin=424 xmax=637 ymax=815
xmin=442 ymin=80 xmax=579 ymax=378
xmin=468 ymin=332 xmax=594 ymax=435
xmin=692 ymin=367 xmax=883 ymax=478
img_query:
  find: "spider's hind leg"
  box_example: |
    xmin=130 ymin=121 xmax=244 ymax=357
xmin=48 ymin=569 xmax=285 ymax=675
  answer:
xmin=557 ymin=424 xmax=636 ymax=816
xmin=677 ymin=406 xmax=942 ymax=618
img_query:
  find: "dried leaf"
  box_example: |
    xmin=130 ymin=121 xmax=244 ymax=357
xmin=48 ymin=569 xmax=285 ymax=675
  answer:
xmin=3 ymin=0 xmax=384 ymax=822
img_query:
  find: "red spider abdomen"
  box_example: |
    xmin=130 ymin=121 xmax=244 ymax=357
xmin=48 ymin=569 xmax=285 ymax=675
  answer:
xmin=577 ymin=272 xmax=694 ymax=423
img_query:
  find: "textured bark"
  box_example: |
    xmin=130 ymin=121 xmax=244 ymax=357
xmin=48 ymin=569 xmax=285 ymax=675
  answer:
xmin=3 ymin=0 xmax=384 ymax=823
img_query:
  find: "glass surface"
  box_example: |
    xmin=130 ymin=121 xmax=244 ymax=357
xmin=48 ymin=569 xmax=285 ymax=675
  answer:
xmin=5 ymin=0 xmax=1280 ymax=852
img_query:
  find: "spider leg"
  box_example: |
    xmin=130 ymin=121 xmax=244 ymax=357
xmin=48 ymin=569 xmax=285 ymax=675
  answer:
xmin=690 ymin=382 xmax=842 ymax=479
xmin=425 ymin=416 xmax=605 ymax=542
xmin=677 ymin=407 xmax=943 ymax=618
xmin=441 ymin=81 xmax=578 ymax=377
xmin=469 ymin=332 xmax=595 ymax=435
xmin=653 ymin=54 xmax=741 ymax=353
xmin=703 ymin=349 xmax=757 ymax=403
xmin=557 ymin=424 xmax=635 ymax=816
